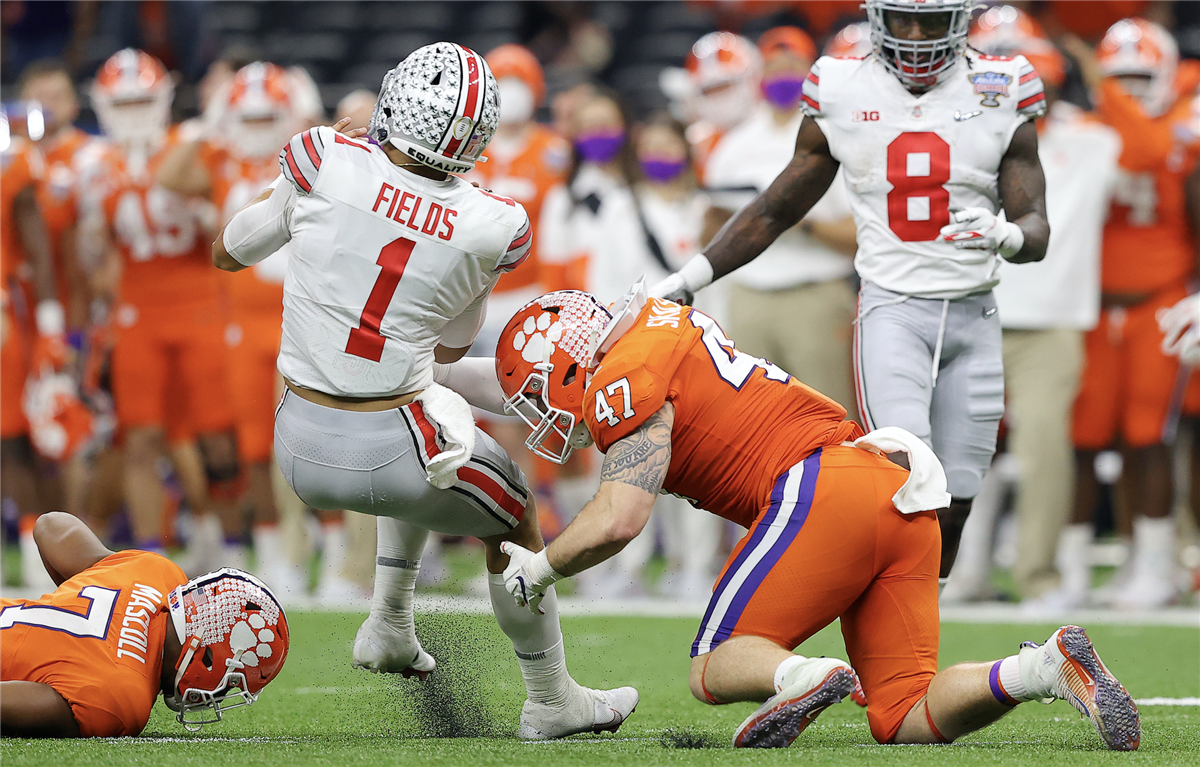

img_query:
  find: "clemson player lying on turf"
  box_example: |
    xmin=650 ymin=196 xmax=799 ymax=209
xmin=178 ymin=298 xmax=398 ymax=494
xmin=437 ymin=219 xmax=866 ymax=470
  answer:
xmin=0 ymin=512 xmax=289 ymax=737
xmin=435 ymin=284 xmax=1140 ymax=750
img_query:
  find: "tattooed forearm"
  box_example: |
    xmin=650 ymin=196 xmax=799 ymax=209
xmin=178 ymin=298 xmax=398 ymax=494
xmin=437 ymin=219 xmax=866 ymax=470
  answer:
xmin=999 ymin=120 xmax=1049 ymax=264
xmin=705 ymin=116 xmax=840 ymax=280
xmin=600 ymin=403 xmax=675 ymax=494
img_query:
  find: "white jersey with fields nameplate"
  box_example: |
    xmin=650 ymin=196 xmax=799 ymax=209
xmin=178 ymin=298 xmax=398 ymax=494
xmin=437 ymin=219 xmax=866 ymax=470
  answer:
xmin=802 ymin=51 xmax=1045 ymax=300
xmin=277 ymin=126 xmax=531 ymax=397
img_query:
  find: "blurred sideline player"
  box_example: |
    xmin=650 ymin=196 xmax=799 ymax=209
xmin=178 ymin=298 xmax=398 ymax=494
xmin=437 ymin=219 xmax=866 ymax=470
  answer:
xmin=19 ymin=60 xmax=111 ymax=548
xmin=945 ymin=7 xmax=1122 ymax=609
xmin=682 ymin=32 xmax=761 ymax=182
xmin=78 ymin=49 xmax=243 ymax=570
xmin=1 ymin=512 xmax=288 ymax=737
xmin=156 ymin=61 xmax=311 ymax=599
xmin=653 ymin=0 xmax=1051 ymax=577
xmin=213 ymin=42 xmax=637 ymax=739
xmin=466 ymin=44 xmax=573 ymax=540
xmin=1069 ymin=19 xmax=1199 ymax=608
xmin=494 ymin=287 xmax=1139 ymax=751
xmin=703 ymin=26 xmax=858 ymax=413
xmin=1 ymin=102 xmax=65 ymax=594
xmin=825 ymin=21 xmax=874 ymax=59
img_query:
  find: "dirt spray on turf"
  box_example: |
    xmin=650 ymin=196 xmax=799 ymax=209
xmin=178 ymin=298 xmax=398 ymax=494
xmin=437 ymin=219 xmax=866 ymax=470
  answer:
xmin=385 ymin=612 xmax=514 ymax=738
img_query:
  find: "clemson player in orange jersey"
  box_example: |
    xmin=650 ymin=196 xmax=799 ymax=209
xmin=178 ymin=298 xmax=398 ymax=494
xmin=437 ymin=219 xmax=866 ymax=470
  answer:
xmin=78 ymin=49 xmax=242 ymax=567
xmin=157 ymin=61 xmax=307 ymax=593
xmin=1 ymin=512 xmax=289 ymax=737
xmin=1070 ymin=19 xmax=1200 ymax=608
xmin=488 ymin=286 xmax=1139 ymax=751
xmin=1 ymin=102 xmax=66 ymax=592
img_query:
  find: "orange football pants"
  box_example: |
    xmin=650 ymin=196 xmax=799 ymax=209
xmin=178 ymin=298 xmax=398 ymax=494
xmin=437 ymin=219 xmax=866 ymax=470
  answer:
xmin=1 ymin=302 xmax=29 ymax=438
xmin=1073 ymin=285 xmax=1186 ymax=449
xmin=110 ymin=303 xmax=234 ymax=435
xmin=225 ymin=311 xmax=282 ymax=464
xmin=693 ymin=445 xmax=941 ymax=744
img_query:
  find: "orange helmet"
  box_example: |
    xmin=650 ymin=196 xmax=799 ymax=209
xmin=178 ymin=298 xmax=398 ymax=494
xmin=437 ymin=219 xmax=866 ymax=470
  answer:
xmin=496 ymin=291 xmax=613 ymax=464
xmin=90 ymin=48 xmax=173 ymax=148
xmin=225 ymin=62 xmax=296 ymax=158
xmin=825 ymin=22 xmax=873 ymax=59
xmin=1096 ymin=18 xmax=1179 ymax=116
xmin=486 ymin=44 xmax=545 ymax=106
xmin=970 ymin=5 xmax=1066 ymax=88
xmin=686 ymin=32 xmax=761 ymax=130
xmin=165 ymin=569 xmax=290 ymax=731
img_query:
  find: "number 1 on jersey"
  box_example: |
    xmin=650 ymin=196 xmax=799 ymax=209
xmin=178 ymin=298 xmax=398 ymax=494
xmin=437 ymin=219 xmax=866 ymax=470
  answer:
xmin=345 ymin=237 xmax=416 ymax=362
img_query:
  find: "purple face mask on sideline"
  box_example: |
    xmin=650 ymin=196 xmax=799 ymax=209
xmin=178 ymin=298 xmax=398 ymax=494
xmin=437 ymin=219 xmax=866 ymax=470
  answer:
xmin=762 ymin=76 xmax=806 ymax=109
xmin=640 ymin=157 xmax=687 ymax=183
xmin=575 ymin=132 xmax=624 ymax=163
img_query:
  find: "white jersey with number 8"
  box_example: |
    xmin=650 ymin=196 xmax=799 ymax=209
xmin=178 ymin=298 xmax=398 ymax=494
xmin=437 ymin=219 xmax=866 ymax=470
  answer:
xmin=277 ymin=126 xmax=531 ymax=397
xmin=802 ymin=51 xmax=1045 ymax=299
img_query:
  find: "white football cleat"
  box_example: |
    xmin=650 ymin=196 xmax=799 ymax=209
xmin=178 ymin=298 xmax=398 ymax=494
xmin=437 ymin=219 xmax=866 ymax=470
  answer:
xmin=517 ymin=683 xmax=639 ymax=740
xmin=352 ymin=613 xmax=436 ymax=680
xmin=729 ymin=657 xmax=854 ymax=748
xmin=1019 ymin=625 xmax=1140 ymax=751
xmin=733 ymin=658 xmax=858 ymax=748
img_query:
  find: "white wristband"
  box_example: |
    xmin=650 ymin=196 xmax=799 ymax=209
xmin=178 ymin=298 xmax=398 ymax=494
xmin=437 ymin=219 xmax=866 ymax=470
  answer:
xmin=678 ymin=254 xmax=715 ymax=292
xmin=998 ymin=222 xmax=1025 ymax=261
xmin=527 ymin=548 xmax=565 ymax=589
xmin=36 ymin=300 xmax=65 ymax=336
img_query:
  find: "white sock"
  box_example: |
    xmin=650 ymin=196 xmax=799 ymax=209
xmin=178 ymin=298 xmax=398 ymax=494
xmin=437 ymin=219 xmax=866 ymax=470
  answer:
xmin=321 ymin=521 xmax=348 ymax=584
xmin=253 ymin=525 xmax=284 ymax=570
xmin=1134 ymin=516 xmax=1176 ymax=580
xmin=773 ymin=654 xmax=808 ymax=694
xmin=997 ymin=654 xmax=1032 ymax=701
xmin=556 ymin=475 xmax=597 ymax=524
xmin=370 ymin=517 xmax=428 ymax=620
xmin=1056 ymin=523 xmax=1092 ymax=596
xmin=488 ymin=573 xmax=573 ymax=707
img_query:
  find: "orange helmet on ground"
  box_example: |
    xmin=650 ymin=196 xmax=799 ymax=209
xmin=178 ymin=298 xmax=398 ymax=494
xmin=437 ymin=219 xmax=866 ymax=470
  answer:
xmin=1096 ymin=18 xmax=1179 ymax=116
xmin=225 ymin=61 xmax=296 ymax=158
xmin=970 ymin=5 xmax=1066 ymax=88
xmin=496 ymin=290 xmax=613 ymax=464
xmin=165 ymin=569 xmax=289 ymax=731
xmin=825 ymin=22 xmax=873 ymax=59
xmin=90 ymin=48 xmax=173 ymax=148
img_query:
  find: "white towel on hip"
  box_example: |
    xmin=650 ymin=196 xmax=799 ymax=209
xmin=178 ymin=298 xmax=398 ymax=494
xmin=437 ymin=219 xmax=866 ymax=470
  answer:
xmin=850 ymin=426 xmax=951 ymax=513
xmin=414 ymin=383 xmax=476 ymax=489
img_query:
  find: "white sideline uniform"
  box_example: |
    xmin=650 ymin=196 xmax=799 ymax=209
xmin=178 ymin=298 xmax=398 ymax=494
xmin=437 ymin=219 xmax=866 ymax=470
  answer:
xmin=267 ymin=126 xmax=534 ymax=536
xmin=802 ymin=52 xmax=1046 ymax=499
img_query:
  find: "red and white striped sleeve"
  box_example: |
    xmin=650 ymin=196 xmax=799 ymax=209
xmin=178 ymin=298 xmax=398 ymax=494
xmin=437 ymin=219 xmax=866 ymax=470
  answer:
xmin=800 ymin=59 xmax=822 ymax=117
xmin=496 ymin=212 xmax=532 ymax=273
xmin=278 ymin=126 xmax=327 ymax=194
xmin=1015 ymin=56 xmax=1047 ymax=120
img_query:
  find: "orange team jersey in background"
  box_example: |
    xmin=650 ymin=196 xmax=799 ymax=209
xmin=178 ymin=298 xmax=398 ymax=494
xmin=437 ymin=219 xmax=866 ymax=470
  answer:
xmin=1096 ymin=65 xmax=1200 ymax=296
xmin=1 ymin=138 xmax=45 ymax=438
xmin=0 ymin=550 xmax=187 ymax=737
xmin=584 ymin=298 xmax=862 ymax=528
xmin=101 ymin=128 xmax=221 ymax=311
xmin=468 ymin=125 xmax=569 ymax=294
xmin=36 ymin=127 xmax=99 ymax=320
xmin=202 ymin=143 xmax=284 ymax=463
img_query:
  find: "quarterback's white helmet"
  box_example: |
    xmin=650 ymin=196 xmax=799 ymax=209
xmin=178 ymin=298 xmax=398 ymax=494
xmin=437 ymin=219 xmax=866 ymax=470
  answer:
xmin=865 ymin=0 xmax=976 ymax=90
xmin=368 ymin=42 xmax=500 ymax=174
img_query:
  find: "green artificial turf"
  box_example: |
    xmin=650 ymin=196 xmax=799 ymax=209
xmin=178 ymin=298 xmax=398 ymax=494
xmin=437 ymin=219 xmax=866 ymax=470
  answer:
xmin=3 ymin=612 xmax=1197 ymax=766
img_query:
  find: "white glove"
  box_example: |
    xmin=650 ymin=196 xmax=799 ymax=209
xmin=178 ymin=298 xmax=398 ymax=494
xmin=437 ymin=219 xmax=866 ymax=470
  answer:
xmin=648 ymin=254 xmax=714 ymax=305
xmin=1159 ymin=294 xmax=1200 ymax=366
xmin=939 ymin=207 xmax=1025 ymax=260
xmin=499 ymin=541 xmax=564 ymax=615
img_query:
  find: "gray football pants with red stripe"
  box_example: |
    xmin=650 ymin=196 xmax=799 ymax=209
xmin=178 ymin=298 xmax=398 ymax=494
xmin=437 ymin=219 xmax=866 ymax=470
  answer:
xmin=854 ymin=281 xmax=1005 ymax=500
xmin=273 ymin=389 xmax=528 ymax=538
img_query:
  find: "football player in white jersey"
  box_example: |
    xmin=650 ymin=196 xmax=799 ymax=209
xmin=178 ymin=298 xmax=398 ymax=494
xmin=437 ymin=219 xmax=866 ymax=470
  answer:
xmin=653 ymin=0 xmax=1050 ymax=576
xmin=211 ymin=42 xmax=638 ymax=739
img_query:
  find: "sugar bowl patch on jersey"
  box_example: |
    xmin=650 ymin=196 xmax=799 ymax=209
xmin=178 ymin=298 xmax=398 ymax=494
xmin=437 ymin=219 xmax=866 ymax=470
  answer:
xmin=800 ymin=50 xmax=1043 ymax=299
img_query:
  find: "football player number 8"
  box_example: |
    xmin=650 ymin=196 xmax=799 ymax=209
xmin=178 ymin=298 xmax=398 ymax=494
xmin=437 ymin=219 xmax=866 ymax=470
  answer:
xmin=886 ymin=132 xmax=951 ymax=241
xmin=346 ymin=237 xmax=417 ymax=362
xmin=0 ymin=585 xmax=120 ymax=638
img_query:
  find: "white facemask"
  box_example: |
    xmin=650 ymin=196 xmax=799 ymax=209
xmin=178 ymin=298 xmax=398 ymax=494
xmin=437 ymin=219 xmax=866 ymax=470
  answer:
xmin=497 ymin=78 xmax=535 ymax=126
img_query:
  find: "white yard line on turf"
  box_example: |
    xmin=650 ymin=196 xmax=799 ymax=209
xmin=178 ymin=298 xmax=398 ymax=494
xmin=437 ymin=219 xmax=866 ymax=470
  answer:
xmin=1134 ymin=697 xmax=1200 ymax=706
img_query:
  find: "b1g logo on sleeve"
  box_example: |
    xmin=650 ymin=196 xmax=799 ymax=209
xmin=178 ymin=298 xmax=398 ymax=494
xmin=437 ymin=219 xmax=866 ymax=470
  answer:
xmin=968 ymin=72 xmax=1012 ymax=107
